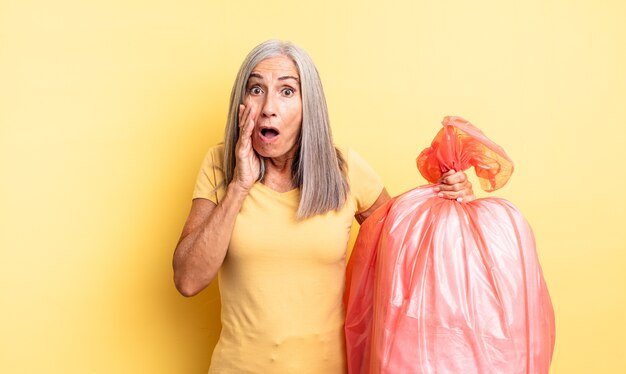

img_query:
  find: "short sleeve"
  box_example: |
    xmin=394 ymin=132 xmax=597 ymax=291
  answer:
xmin=192 ymin=144 xmax=226 ymax=204
xmin=345 ymin=148 xmax=384 ymax=214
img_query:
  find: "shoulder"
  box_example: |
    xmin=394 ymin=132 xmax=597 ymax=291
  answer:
xmin=198 ymin=143 xmax=226 ymax=174
xmin=335 ymin=146 xmax=363 ymax=169
xmin=335 ymin=145 xmax=384 ymax=214
xmin=204 ymin=143 xmax=225 ymax=164
xmin=336 ymin=146 xmax=376 ymax=179
xmin=193 ymin=143 xmax=226 ymax=203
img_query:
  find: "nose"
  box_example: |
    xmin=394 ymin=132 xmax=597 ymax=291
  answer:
xmin=261 ymin=93 xmax=277 ymax=118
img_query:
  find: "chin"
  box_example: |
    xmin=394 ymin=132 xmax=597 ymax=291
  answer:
xmin=253 ymin=139 xmax=298 ymax=160
xmin=252 ymin=144 xmax=276 ymax=158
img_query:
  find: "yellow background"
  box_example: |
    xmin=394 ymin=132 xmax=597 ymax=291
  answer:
xmin=1 ymin=0 xmax=625 ymax=373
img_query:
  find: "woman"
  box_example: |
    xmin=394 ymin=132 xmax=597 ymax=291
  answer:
xmin=172 ymin=40 xmax=473 ymax=373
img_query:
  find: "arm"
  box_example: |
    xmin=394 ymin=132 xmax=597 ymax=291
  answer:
xmin=355 ymin=188 xmax=391 ymax=224
xmin=172 ymin=103 xmax=260 ymax=297
xmin=172 ymin=185 xmax=248 ymax=297
xmin=353 ymin=169 xmax=474 ymax=225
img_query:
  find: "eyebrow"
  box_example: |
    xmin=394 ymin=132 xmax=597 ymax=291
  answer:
xmin=278 ymin=75 xmax=300 ymax=82
xmin=248 ymin=72 xmax=300 ymax=82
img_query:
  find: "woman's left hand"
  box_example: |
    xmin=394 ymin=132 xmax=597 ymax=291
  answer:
xmin=435 ymin=170 xmax=475 ymax=202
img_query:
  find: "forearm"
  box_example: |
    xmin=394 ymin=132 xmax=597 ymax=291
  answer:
xmin=173 ymin=182 xmax=249 ymax=296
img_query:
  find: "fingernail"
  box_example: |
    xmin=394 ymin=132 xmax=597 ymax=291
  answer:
xmin=433 ymin=186 xmax=440 ymax=192
xmin=438 ymin=192 xmax=443 ymax=198
xmin=457 ymin=197 xmax=463 ymax=202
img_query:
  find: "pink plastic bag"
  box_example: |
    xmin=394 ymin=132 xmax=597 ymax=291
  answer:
xmin=344 ymin=117 xmax=555 ymax=374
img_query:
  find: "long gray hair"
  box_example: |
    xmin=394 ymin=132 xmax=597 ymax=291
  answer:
xmin=223 ymin=40 xmax=349 ymax=219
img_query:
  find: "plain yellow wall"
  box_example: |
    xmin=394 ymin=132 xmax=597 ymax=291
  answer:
xmin=1 ymin=0 xmax=625 ymax=373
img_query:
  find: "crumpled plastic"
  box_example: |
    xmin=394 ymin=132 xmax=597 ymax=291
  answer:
xmin=344 ymin=116 xmax=555 ymax=374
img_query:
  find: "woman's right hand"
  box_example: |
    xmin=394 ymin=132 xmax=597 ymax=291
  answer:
xmin=173 ymin=103 xmax=260 ymax=297
xmin=233 ymin=103 xmax=261 ymax=193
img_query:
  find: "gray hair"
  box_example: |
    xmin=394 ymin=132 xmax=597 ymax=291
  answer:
xmin=223 ymin=40 xmax=348 ymax=219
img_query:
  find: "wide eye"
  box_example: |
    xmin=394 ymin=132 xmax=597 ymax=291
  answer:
xmin=282 ymin=87 xmax=295 ymax=97
xmin=249 ymin=86 xmax=263 ymax=95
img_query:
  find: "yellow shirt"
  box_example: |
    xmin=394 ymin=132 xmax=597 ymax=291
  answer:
xmin=193 ymin=144 xmax=383 ymax=374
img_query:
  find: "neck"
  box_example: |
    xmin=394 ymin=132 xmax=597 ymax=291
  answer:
xmin=262 ymin=155 xmax=296 ymax=192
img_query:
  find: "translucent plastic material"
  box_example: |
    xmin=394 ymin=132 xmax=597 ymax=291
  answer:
xmin=344 ymin=117 xmax=555 ymax=374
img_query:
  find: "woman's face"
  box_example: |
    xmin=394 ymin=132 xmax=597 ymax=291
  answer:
xmin=244 ymin=55 xmax=303 ymax=161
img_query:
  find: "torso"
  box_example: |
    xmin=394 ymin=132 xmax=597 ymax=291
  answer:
xmin=192 ymin=144 xmax=384 ymax=374
xmin=208 ymin=183 xmax=355 ymax=373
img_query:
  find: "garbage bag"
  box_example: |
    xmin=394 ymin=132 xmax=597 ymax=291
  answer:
xmin=344 ymin=116 xmax=555 ymax=374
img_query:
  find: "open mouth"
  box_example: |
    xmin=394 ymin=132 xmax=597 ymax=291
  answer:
xmin=260 ymin=127 xmax=280 ymax=139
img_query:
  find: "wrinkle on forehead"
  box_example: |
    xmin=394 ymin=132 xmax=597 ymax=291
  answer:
xmin=250 ymin=56 xmax=299 ymax=80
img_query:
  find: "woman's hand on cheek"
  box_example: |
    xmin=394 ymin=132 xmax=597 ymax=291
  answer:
xmin=233 ymin=102 xmax=261 ymax=193
xmin=434 ymin=169 xmax=475 ymax=202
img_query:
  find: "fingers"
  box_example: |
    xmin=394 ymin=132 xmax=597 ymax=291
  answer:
xmin=238 ymin=104 xmax=251 ymax=130
xmin=238 ymin=103 xmax=244 ymax=123
xmin=438 ymin=170 xmax=466 ymax=185
xmin=460 ymin=193 xmax=476 ymax=203
xmin=434 ymin=170 xmax=476 ymax=203
xmin=234 ymin=103 xmax=260 ymax=190
xmin=438 ymin=169 xmax=455 ymax=182
xmin=237 ymin=104 xmax=255 ymax=149
xmin=436 ymin=185 xmax=475 ymax=202
xmin=434 ymin=170 xmax=466 ymax=192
